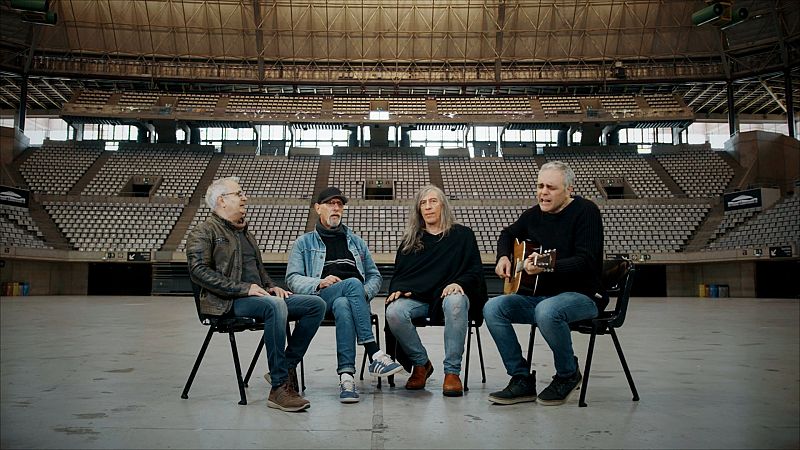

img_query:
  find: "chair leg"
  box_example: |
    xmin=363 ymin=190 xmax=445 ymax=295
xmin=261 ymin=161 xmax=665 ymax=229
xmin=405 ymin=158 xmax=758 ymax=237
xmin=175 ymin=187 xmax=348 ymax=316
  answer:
xmin=475 ymin=326 xmax=486 ymax=383
xmin=464 ymin=325 xmax=472 ymax=391
xmin=243 ymin=339 xmax=264 ymax=387
xmin=228 ymin=331 xmax=248 ymax=405
xmin=609 ymin=327 xmax=640 ymax=402
xmin=578 ymin=325 xmax=598 ymax=407
xmin=181 ymin=326 xmax=215 ymax=399
xmin=526 ymin=325 xmax=536 ymax=371
xmin=387 ymin=338 xmax=396 ymax=388
xmin=300 ymin=358 xmax=306 ymax=392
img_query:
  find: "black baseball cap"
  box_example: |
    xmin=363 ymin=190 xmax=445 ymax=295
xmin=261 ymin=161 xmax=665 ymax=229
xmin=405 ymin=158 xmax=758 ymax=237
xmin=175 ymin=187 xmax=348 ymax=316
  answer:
xmin=315 ymin=186 xmax=348 ymax=205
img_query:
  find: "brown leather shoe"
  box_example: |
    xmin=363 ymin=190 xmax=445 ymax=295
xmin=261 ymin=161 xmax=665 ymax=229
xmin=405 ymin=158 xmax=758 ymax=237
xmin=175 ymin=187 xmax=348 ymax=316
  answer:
xmin=405 ymin=361 xmax=434 ymax=390
xmin=268 ymin=382 xmax=310 ymax=412
xmin=443 ymin=373 xmax=463 ymax=397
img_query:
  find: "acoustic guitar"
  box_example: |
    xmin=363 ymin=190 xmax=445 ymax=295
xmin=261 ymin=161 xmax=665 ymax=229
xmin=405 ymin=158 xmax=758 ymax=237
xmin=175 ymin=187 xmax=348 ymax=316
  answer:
xmin=503 ymin=239 xmax=557 ymax=295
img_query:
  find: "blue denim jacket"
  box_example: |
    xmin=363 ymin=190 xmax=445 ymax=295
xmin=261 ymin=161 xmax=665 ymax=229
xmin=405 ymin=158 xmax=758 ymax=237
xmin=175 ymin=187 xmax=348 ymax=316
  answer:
xmin=286 ymin=225 xmax=382 ymax=299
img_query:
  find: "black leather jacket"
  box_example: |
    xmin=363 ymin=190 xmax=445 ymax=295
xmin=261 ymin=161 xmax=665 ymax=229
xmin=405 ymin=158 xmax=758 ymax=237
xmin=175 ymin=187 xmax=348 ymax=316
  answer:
xmin=186 ymin=212 xmax=275 ymax=315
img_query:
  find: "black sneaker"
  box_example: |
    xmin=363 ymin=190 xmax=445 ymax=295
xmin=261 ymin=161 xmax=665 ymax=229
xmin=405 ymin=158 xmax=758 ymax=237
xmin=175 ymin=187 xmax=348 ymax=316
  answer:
xmin=537 ymin=365 xmax=582 ymax=406
xmin=488 ymin=371 xmax=537 ymax=405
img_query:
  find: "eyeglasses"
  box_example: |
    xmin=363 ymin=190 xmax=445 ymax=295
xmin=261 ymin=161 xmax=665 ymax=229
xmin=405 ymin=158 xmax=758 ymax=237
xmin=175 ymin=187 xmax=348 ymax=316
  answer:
xmin=221 ymin=190 xmax=245 ymax=198
xmin=323 ymin=199 xmax=344 ymax=208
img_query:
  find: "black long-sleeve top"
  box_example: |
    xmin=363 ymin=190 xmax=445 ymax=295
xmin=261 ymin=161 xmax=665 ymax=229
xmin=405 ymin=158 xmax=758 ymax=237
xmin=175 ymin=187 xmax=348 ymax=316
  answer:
xmin=497 ymin=196 xmax=606 ymax=308
xmin=389 ymin=224 xmax=488 ymax=321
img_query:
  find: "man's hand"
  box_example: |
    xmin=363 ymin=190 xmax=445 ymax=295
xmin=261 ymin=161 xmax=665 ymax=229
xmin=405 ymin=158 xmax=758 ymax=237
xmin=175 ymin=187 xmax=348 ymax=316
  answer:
xmin=523 ymin=253 xmax=545 ymax=275
xmin=248 ymin=284 xmax=269 ymax=297
xmin=441 ymin=283 xmax=465 ymax=298
xmin=495 ymin=256 xmax=512 ymax=280
xmin=269 ymin=286 xmax=292 ymax=299
xmin=385 ymin=291 xmax=412 ymax=305
xmin=318 ymin=275 xmax=342 ymax=290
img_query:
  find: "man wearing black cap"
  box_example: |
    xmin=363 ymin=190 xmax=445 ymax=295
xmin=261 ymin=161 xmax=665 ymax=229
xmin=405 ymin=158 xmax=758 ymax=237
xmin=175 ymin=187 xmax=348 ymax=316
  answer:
xmin=286 ymin=186 xmax=403 ymax=403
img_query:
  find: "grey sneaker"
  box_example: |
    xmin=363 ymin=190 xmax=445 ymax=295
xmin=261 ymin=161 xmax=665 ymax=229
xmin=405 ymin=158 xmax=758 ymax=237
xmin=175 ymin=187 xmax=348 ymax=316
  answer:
xmin=368 ymin=350 xmax=404 ymax=377
xmin=268 ymin=382 xmax=310 ymax=412
xmin=537 ymin=361 xmax=582 ymax=406
xmin=488 ymin=372 xmax=537 ymax=405
xmin=339 ymin=374 xmax=360 ymax=404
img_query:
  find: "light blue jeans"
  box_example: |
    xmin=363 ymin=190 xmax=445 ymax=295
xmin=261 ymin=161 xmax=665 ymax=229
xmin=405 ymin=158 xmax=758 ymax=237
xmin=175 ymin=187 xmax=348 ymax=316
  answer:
xmin=232 ymin=294 xmax=326 ymax=387
xmin=483 ymin=292 xmax=598 ymax=378
xmin=318 ymin=278 xmax=376 ymax=375
xmin=385 ymin=294 xmax=469 ymax=375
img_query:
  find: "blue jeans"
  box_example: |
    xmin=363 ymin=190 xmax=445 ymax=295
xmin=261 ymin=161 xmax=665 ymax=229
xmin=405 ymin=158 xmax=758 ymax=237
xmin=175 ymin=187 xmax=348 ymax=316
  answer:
xmin=385 ymin=294 xmax=469 ymax=375
xmin=232 ymin=294 xmax=326 ymax=387
xmin=483 ymin=292 xmax=598 ymax=378
xmin=318 ymin=278 xmax=376 ymax=375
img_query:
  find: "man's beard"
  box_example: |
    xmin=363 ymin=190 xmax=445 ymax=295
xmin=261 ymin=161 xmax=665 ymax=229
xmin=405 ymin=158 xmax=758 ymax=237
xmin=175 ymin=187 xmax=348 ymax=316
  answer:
xmin=327 ymin=216 xmax=341 ymax=228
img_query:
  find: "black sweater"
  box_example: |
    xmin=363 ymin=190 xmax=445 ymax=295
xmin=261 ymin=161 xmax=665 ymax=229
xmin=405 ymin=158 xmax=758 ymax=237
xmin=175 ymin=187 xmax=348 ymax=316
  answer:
xmin=389 ymin=224 xmax=487 ymax=321
xmin=497 ymin=196 xmax=606 ymax=308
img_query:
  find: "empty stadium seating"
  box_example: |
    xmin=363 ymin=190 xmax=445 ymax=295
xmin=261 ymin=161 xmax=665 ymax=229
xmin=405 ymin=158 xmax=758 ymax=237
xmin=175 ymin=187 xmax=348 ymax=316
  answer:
xmin=706 ymin=194 xmax=800 ymax=250
xmin=214 ymin=154 xmax=319 ymax=199
xmin=601 ymin=203 xmax=710 ymax=254
xmin=226 ymin=96 xmax=323 ymax=114
xmin=454 ymin=205 xmax=529 ymax=253
xmin=546 ymin=148 xmax=672 ymax=198
xmin=437 ymin=97 xmax=532 ymax=116
xmin=177 ymin=204 xmax=309 ymax=253
xmin=82 ymin=143 xmax=213 ymax=198
xmin=19 ymin=141 xmax=104 ymax=195
xmin=655 ymin=145 xmax=734 ymax=197
xmin=0 ymin=204 xmax=50 ymax=249
xmin=344 ymin=205 xmax=409 ymax=254
xmin=440 ymin=157 xmax=538 ymax=199
xmin=329 ymin=150 xmax=429 ymax=199
xmin=44 ymin=201 xmax=184 ymax=252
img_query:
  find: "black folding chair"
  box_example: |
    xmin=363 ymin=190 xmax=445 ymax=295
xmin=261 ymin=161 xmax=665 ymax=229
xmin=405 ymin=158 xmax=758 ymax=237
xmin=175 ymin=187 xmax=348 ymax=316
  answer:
xmin=181 ymin=282 xmax=264 ymax=405
xmin=526 ymin=259 xmax=639 ymax=406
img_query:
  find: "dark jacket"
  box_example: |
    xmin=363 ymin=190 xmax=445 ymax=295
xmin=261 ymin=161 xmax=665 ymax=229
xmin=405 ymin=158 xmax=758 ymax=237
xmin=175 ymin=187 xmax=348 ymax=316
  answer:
xmin=186 ymin=212 xmax=275 ymax=316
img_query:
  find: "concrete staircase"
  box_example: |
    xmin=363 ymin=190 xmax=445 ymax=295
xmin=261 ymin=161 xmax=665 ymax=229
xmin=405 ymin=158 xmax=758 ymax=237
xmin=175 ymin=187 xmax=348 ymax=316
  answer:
xmin=27 ymin=198 xmax=70 ymax=249
xmin=645 ymin=155 xmax=684 ymax=197
xmin=161 ymin=153 xmax=223 ymax=251
xmin=68 ymin=152 xmax=110 ymax=195
xmin=684 ymin=201 xmax=724 ymax=252
xmin=427 ymin=157 xmax=444 ymax=189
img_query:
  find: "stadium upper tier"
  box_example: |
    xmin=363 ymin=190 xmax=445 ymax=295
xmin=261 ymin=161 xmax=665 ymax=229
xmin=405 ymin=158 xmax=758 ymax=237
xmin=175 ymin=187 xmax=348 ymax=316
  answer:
xmin=60 ymin=91 xmax=693 ymax=125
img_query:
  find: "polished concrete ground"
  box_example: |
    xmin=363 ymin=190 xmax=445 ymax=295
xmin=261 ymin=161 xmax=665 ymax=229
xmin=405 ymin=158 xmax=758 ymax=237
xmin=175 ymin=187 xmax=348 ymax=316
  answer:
xmin=1 ymin=295 xmax=798 ymax=449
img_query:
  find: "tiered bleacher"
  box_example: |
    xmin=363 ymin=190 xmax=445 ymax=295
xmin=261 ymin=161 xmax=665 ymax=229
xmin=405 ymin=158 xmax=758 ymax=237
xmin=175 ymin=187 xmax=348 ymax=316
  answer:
xmin=345 ymin=205 xmax=408 ymax=254
xmin=332 ymin=98 xmax=372 ymax=115
xmin=329 ymin=150 xmax=429 ymax=199
xmin=601 ymin=203 xmax=710 ymax=254
xmin=118 ymin=92 xmax=160 ymax=108
xmin=437 ymin=97 xmax=531 ymax=115
xmin=539 ymin=96 xmax=582 ymax=115
xmin=655 ymin=145 xmax=734 ymax=197
xmin=388 ymin=98 xmax=427 ymax=116
xmin=708 ymin=207 xmax=761 ymax=245
xmin=440 ymin=157 xmax=538 ymax=199
xmin=214 ymin=154 xmax=319 ymax=199
xmin=546 ymin=148 xmax=672 ymax=198
xmin=73 ymin=90 xmax=112 ymax=108
xmin=44 ymin=201 xmax=183 ymax=252
xmin=82 ymin=143 xmax=213 ymax=198
xmin=644 ymin=93 xmax=683 ymax=112
xmin=454 ymin=206 xmax=529 ymax=253
xmin=177 ymin=204 xmax=309 ymax=253
xmin=174 ymin=94 xmax=219 ymax=113
xmin=0 ymin=204 xmax=50 ymax=249
xmin=19 ymin=141 xmax=104 ymax=195
xmin=599 ymin=95 xmax=640 ymax=117
xmin=706 ymin=194 xmax=800 ymax=250
xmin=226 ymin=95 xmax=323 ymax=114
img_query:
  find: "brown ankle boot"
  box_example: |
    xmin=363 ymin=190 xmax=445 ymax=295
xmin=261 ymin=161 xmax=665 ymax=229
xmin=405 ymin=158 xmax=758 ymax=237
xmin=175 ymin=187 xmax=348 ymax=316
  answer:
xmin=442 ymin=373 xmax=463 ymax=397
xmin=405 ymin=361 xmax=434 ymax=390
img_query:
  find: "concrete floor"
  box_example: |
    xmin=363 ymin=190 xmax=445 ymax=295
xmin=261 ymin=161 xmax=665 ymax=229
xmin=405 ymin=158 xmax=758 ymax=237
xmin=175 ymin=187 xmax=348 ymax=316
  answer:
xmin=1 ymin=295 xmax=798 ymax=449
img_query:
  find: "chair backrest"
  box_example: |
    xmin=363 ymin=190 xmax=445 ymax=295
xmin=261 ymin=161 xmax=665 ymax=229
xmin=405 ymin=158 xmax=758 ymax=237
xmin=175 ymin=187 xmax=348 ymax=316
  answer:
xmin=603 ymin=259 xmax=635 ymax=328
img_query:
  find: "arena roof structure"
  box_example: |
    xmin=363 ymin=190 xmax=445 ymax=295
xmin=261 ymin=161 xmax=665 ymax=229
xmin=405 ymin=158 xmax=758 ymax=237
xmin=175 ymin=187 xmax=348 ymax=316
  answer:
xmin=0 ymin=0 xmax=798 ymax=119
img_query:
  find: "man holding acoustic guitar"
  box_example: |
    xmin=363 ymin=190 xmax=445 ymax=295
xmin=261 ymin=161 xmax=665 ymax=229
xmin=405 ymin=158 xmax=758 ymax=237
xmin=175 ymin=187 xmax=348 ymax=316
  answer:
xmin=483 ymin=161 xmax=608 ymax=406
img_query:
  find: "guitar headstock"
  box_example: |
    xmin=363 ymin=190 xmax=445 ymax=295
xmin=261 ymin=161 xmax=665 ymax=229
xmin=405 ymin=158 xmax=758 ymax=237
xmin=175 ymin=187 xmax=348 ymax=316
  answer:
xmin=532 ymin=249 xmax=557 ymax=272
